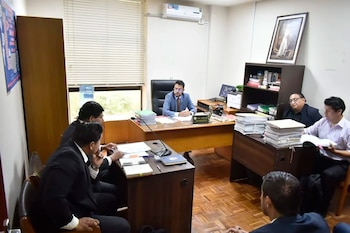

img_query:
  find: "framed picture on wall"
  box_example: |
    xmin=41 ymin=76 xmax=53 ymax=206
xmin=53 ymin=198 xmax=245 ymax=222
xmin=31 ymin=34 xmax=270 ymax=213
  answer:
xmin=266 ymin=12 xmax=308 ymax=64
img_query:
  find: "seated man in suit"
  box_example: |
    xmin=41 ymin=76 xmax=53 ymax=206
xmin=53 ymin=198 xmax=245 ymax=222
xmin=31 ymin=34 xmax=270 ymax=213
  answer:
xmin=162 ymin=80 xmax=196 ymax=117
xmin=33 ymin=122 xmax=130 ymax=233
xmin=282 ymin=93 xmax=322 ymax=127
xmin=61 ymin=101 xmax=126 ymax=206
xmin=304 ymin=96 xmax=350 ymax=216
xmin=333 ymin=222 xmax=350 ymax=233
xmin=226 ymin=171 xmax=329 ymax=233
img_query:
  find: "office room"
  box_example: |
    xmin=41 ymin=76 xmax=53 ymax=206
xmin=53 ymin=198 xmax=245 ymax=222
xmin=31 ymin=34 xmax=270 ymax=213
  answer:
xmin=1 ymin=0 xmax=350 ymax=232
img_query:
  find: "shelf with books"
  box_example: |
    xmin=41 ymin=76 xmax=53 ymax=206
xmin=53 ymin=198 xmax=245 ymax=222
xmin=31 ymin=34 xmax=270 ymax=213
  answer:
xmin=241 ymin=62 xmax=305 ymax=111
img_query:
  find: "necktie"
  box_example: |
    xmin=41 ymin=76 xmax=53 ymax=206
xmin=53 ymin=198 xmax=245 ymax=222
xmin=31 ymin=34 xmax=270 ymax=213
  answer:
xmin=177 ymin=97 xmax=181 ymax=112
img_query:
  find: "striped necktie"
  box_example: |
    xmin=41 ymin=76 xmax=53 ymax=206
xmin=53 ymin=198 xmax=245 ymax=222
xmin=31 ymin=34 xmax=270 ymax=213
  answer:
xmin=177 ymin=97 xmax=181 ymax=112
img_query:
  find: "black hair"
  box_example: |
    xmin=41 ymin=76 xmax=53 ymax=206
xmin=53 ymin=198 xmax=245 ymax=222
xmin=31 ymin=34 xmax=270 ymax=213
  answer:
xmin=174 ymin=80 xmax=185 ymax=88
xmin=72 ymin=122 xmax=103 ymax=147
xmin=78 ymin=101 xmax=104 ymax=121
xmin=262 ymin=171 xmax=300 ymax=216
xmin=324 ymin=96 xmax=346 ymax=114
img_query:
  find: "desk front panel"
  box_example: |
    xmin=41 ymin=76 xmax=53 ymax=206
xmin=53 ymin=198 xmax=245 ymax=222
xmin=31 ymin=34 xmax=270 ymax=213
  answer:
xmin=128 ymin=120 xmax=234 ymax=152
xmin=233 ymin=131 xmax=275 ymax=176
xmin=127 ymin=168 xmax=194 ymax=233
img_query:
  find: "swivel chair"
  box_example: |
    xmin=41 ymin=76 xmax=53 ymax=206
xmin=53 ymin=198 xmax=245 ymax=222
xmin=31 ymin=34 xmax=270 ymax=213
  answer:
xmin=151 ymin=79 xmax=175 ymax=115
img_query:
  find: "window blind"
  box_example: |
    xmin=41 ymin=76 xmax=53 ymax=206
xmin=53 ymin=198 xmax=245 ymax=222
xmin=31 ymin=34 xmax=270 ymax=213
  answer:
xmin=63 ymin=0 xmax=144 ymax=87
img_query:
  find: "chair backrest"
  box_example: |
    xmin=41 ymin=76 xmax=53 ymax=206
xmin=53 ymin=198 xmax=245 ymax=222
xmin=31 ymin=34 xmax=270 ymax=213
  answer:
xmin=28 ymin=152 xmax=44 ymax=177
xmin=18 ymin=175 xmax=40 ymax=233
xmin=151 ymin=80 xmax=175 ymax=115
xmin=275 ymin=102 xmax=289 ymax=120
xmin=18 ymin=175 xmax=101 ymax=233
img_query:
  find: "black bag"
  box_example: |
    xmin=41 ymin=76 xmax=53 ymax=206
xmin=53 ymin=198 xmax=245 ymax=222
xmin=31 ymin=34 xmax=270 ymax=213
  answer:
xmin=299 ymin=174 xmax=324 ymax=214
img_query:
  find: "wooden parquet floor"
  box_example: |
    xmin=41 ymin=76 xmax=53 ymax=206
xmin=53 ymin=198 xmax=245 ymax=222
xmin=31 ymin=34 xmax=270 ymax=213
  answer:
xmin=190 ymin=149 xmax=350 ymax=233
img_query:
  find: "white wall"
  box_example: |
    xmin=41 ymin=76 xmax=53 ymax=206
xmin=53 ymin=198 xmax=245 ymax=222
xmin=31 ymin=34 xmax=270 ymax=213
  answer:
xmin=0 ymin=0 xmax=27 ymax=224
xmin=227 ymin=0 xmax=350 ymax=119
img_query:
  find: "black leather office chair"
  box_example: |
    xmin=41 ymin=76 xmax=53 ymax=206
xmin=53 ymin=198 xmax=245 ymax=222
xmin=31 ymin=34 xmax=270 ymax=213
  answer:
xmin=151 ymin=80 xmax=175 ymax=115
xmin=275 ymin=102 xmax=289 ymax=120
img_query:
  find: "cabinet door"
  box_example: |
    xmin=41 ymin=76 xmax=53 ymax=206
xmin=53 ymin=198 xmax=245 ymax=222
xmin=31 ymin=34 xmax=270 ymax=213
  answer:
xmin=16 ymin=16 xmax=69 ymax=163
xmin=127 ymin=169 xmax=194 ymax=233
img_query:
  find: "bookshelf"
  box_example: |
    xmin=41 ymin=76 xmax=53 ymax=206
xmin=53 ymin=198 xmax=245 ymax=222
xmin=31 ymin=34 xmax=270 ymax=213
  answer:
xmin=241 ymin=62 xmax=305 ymax=114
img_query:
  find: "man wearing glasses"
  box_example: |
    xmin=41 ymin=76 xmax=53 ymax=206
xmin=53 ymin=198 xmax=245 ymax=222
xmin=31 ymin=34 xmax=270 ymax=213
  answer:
xmin=162 ymin=80 xmax=196 ymax=117
xmin=282 ymin=93 xmax=322 ymax=127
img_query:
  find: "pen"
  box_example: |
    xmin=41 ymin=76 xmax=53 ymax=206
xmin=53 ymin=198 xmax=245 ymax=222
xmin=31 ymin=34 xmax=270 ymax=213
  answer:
xmin=156 ymin=165 xmax=162 ymax=172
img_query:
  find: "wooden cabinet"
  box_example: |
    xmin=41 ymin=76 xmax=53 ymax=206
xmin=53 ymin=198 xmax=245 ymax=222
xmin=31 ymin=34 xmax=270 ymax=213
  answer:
xmin=17 ymin=16 xmax=69 ymax=163
xmin=241 ymin=63 xmax=305 ymax=110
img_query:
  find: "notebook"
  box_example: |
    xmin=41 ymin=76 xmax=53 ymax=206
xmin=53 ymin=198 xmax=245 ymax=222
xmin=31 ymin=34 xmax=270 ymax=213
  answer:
xmin=160 ymin=154 xmax=187 ymax=166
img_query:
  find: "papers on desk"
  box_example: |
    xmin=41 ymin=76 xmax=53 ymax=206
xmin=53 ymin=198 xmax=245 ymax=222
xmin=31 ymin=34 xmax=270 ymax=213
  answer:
xmin=123 ymin=163 xmax=153 ymax=178
xmin=119 ymin=156 xmax=146 ymax=167
xmin=155 ymin=117 xmax=175 ymax=124
xmin=234 ymin=113 xmax=267 ymax=134
xmin=173 ymin=115 xmax=192 ymax=122
xmin=117 ymin=142 xmax=151 ymax=154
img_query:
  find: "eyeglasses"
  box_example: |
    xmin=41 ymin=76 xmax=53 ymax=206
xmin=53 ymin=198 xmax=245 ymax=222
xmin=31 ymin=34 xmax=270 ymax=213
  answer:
xmin=174 ymin=88 xmax=183 ymax=91
xmin=289 ymin=98 xmax=301 ymax=103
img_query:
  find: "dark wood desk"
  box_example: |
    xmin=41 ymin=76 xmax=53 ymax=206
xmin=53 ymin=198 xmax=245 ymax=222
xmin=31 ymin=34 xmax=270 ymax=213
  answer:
xmin=230 ymin=131 xmax=316 ymax=181
xmin=126 ymin=140 xmax=195 ymax=233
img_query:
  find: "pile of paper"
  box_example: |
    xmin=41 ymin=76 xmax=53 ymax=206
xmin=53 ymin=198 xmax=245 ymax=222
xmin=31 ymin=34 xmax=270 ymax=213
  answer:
xmin=234 ymin=113 xmax=268 ymax=135
xmin=264 ymin=119 xmax=305 ymax=148
xmin=135 ymin=109 xmax=156 ymax=125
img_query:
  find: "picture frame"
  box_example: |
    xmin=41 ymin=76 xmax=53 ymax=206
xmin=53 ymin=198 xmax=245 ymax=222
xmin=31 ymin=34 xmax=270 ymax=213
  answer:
xmin=266 ymin=12 xmax=308 ymax=64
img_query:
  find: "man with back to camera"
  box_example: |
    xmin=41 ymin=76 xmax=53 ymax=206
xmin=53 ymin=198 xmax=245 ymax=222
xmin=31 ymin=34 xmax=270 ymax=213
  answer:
xmin=60 ymin=101 xmax=126 ymax=206
xmin=226 ymin=171 xmax=329 ymax=233
xmin=32 ymin=122 xmax=130 ymax=233
xmin=282 ymin=93 xmax=322 ymax=127
xmin=304 ymin=96 xmax=350 ymax=216
xmin=162 ymin=80 xmax=196 ymax=117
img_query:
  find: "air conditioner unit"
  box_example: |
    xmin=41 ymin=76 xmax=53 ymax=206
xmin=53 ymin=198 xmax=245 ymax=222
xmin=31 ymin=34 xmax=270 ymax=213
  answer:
xmin=162 ymin=3 xmax=202 ymax=22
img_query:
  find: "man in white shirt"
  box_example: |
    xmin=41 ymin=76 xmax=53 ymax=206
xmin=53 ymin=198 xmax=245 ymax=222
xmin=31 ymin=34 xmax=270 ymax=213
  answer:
xmin=304 ymin=96 xmax=350 ymax=216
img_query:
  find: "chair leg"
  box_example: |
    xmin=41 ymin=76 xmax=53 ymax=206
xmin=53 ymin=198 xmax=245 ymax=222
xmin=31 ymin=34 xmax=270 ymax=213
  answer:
xmin=336 ymin=166 xmax=350 ymax=216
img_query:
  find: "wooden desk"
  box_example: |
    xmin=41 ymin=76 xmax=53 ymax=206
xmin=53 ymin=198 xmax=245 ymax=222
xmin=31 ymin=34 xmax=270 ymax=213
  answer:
xmin=230 ymin=131 xmax=316 ymax=181
xmin=128 ymin=119 xmax=234 ymax=153
xmin=126 ymin=140 xmax=195 ymax=233
xmin=197 ymin=99 xmax=238 ymax=115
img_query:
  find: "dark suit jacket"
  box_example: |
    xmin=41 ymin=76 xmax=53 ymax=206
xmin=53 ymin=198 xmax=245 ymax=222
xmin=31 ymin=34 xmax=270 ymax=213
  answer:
xmin=282 ymin=104 xmax=322 ymax=127
xmin=60 ymin=120 xmax=109 ymax=170
xmin=33 ymin=141 xmax=97 ymax=232
xmin=251 ymin=213 xmax=329 ymax=233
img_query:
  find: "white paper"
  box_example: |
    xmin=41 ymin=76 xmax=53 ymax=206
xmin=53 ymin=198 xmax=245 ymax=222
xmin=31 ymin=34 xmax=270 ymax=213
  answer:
xmin=156 ymin=117 xmax=175 ymax=124
xmin=173 ymin=115 xmax=192 ymax=122
xmin=117 ymin=142 xmax=151 ymax=153
xmin=301 ymin=134 xmax=337 ymax=147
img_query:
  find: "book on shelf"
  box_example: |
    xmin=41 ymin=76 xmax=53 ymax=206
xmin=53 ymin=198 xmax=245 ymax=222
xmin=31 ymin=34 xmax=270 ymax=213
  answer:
xmin=123 ymin=163 xmax=153 ymax=178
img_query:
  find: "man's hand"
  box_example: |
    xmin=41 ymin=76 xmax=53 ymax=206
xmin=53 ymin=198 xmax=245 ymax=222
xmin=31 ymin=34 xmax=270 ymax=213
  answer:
xmin=75 ymin=217 xmax=100 ymax=231
xmin=102 ymin=142 xmax=118 ymax=152
xmin=226 ymin=225 xmax=248 ymax=233
xmin=91 ymin=150 xmax=104 ymax=169
xmin=109 ymin=149 xmax=124 ymax=162
xmin=179 ymin=110 xmax=191 ymax=117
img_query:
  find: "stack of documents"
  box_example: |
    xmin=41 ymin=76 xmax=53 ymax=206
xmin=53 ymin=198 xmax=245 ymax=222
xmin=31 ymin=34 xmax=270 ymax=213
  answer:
xmin=264 ymin=119 xmax=305 ymax=148
xmin=135 ymin=110 xmax=156 ymax=125
xmin=234 ymin=113 xmax=268 ymax=135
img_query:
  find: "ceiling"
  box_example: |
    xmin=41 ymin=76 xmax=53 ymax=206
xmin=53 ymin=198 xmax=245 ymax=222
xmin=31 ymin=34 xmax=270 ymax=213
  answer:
xmin=182 ymin=0 xmax=260 ymax=7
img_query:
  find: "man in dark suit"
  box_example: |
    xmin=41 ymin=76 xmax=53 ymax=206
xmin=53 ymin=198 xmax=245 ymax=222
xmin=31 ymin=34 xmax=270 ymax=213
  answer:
xmin=282 ymin=93 xmax=322 ymax=127
xmin=61 ymin=101 xmax=126 ymax=205
xmin=226 ymin=171 xmax=329 ymax=233
xmin=33 ymin=122 xmax=130 ymax=233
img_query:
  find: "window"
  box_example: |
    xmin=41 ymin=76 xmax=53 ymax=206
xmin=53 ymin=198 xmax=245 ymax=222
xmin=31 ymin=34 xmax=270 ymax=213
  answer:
xmin=63 ymin=0 xmax=144 ymax=121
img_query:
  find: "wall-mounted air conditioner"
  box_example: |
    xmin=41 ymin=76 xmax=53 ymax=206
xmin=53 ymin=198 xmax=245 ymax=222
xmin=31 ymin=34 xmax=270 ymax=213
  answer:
xmin=162 ymin=3 xmax=202 ymax=22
